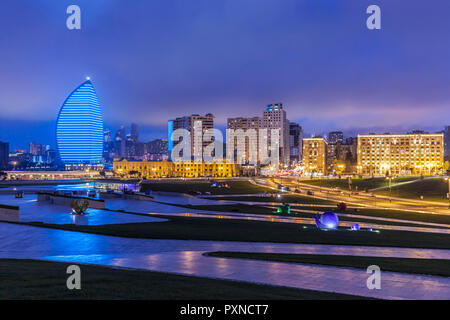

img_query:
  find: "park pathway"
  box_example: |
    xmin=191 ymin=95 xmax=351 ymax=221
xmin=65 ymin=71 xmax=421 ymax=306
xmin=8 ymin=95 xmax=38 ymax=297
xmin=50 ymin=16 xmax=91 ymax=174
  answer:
xmin=1 ymin=222 xmax=450 ymax=300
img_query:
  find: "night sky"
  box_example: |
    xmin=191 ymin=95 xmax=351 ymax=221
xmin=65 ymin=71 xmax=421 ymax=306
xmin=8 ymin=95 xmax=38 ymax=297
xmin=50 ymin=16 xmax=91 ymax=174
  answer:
xmin=1 ymin=0 xmax=450 ymax=150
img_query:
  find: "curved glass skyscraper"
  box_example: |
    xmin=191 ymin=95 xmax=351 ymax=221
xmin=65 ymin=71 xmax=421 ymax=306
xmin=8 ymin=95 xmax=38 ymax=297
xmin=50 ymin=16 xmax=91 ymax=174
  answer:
xmin=56 ymin=80 xmax=103 ymax=164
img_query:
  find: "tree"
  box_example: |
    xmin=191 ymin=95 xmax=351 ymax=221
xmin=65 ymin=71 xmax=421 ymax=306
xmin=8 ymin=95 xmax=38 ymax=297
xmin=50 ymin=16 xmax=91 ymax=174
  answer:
xmin=444 ymin=161 xmax=450 ymax=173
xmin=334 ymin=159 xmax=346 ymax=175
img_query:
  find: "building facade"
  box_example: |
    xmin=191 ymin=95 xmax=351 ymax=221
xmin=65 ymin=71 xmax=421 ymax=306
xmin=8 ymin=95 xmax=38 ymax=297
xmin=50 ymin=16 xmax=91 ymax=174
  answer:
xmin=328 ymin=131 xmax=344 ymax=144
xmin=226 ymin=103 xmax=290 ymax=167
xmin=357 ymin=133 xmax=444 ymax=176
xmin=0 ymin=141 xmax=9 ymax=170
xmin=168 ymin=113 xmax=214 ymax=161
xmin=56 ymin=80 xmax=104 ymax=164
xmin=262 ymin=104 xmax=290 ymax=166
xmin=289 ymin=123 xmax=303 ymax=165
xmin=444 ymin=126 xmax=450 ymax=162
xmin=113 ymin=159 xmax=239 ymax=178
xmin=302 ymin=137 xmax=327 ymax=176
xmin=227 ymin=117 xmax=261 ymax=164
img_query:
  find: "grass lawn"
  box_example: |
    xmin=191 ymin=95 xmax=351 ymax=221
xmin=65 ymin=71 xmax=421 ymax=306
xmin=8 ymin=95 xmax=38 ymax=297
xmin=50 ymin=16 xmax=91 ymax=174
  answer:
xmin=375 ymin=177 xmax=450 ymax=202
xmin=140 ymin=180 xmax=272 ymax=195
xmin=22 ymin=213 xmax=450 ymax=249
xmin=206 ymin=252 xmax=450 ymax=278
xmin=297 ymin=176 xmax=419 ymax=192
xmin=0 ymin=259 xmax=363 ymax=299
xmin=163 ymin=203 xmax=450 ymax=229
xmin=209 ymin=194 xmax=338 ymax=205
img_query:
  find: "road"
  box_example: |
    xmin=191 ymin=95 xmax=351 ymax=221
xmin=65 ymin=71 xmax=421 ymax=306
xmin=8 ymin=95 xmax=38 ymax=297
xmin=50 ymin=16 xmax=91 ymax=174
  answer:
xmin=258 ymin=178 xmax=450 ymax=215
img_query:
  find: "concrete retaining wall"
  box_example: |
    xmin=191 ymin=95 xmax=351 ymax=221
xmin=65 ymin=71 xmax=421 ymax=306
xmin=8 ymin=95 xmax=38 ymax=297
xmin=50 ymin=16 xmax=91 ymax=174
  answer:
xmin=37 ymin=192 xmax=106 ymax=209
xmin=0 ymin=205 xmax=20 ymax=222
xmin=99 ymin=192 xmax=122 ymax=199
xmin=122 ymin=193 xmax=154 ymax=201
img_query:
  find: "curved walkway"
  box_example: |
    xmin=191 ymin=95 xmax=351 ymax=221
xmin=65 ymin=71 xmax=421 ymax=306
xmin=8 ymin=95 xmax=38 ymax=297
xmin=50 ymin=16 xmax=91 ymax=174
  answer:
xmin=0 ymin=222 xmax=449 ymax=300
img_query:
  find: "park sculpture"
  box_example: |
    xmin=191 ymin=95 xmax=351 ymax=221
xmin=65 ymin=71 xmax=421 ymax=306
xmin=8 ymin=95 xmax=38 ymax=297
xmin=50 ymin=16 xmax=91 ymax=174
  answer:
xmin=70 ymin=199 xmax=89 ymax=215
xmin=314 ymin=211 xmax=339 ymax=230
xmin=276 ymin=203 xmax=291 ymax=214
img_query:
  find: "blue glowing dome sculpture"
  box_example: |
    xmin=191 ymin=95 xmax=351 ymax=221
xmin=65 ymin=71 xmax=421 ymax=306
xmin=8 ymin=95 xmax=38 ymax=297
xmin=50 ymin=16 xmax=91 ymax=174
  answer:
xmin=314 ymin=211 xmax=339 ymax=230
xmin=56 ymin=80 xmax=103 ymax=164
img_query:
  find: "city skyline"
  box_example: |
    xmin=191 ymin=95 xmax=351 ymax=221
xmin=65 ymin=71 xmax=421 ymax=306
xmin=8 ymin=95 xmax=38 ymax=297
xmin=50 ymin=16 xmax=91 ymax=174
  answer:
xmin=2 ymin=1 xmax=450 ymax=149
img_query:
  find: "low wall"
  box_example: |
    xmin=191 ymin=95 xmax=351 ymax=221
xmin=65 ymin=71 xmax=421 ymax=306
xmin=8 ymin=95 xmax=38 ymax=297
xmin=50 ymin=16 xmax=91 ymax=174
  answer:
xmin=0 ymin=204 xmax=20 ymax=222
xmin=99 ymin=192 xmax=154 ymax=201
xmin=99 ymin=192 xmax=122 ymax=199
xmin=122 ymin=193 xmax=154 ymax=201
xmin=37 ymin=192 xmax=106 ymax=209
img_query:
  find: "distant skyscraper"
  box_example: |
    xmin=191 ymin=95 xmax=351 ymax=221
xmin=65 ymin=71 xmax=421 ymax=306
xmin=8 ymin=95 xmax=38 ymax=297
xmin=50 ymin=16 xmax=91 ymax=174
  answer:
xmin=328 ymin=131 xmax=344 ymax=144
xmin=444 ymin=126 xmax=450 ymax=160
xmin=104 ymin=129 xmax=112 ymax=143
xmin=115 ymin=125 xmax=126 ymax=141
xmin=145 ymin=139 xmax=168 ymax=161
xmin=29 ymin=142 xmax=44 ymax=156
xmin=56 ymin=80 xmax=104 ymax=164
xmin=0 ymin=141 xmax=9 ymax=170
xmin=130 ymin=123 xmax=139 ymax=142
xmin=289 ymin=123 xmax=303 ymax=165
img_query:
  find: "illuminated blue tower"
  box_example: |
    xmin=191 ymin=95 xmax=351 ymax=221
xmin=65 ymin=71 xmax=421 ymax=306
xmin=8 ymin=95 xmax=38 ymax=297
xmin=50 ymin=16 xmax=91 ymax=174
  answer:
xmin=56 ymin=80 xmax=103 ymax=164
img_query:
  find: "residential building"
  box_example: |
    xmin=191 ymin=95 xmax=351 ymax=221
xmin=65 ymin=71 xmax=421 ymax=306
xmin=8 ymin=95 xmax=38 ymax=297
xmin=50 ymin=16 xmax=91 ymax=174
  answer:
xmin=357 ymin=133 xmax=444 ymax=176
xmin=226 ymin=103 xmax=290 ymax=167
xmin=168 ymin=113 xmax=214 ymax=161
xmin=303 ymin=137 xmax=327 ymax=176
xmin=227 ymin=117 xmax=261 ymax=164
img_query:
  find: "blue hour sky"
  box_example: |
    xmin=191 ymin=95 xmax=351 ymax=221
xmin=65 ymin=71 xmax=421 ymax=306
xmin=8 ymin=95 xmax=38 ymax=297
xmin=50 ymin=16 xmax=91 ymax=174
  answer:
xmin=0 ymin=0 xmax=450 ymax=150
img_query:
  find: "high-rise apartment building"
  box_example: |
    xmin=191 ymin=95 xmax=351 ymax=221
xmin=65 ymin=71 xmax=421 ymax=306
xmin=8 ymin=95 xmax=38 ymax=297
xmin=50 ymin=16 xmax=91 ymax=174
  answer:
xmin=226 ymin=103 xmax=290 ymax=167
xmin=227 ymin=117 xmax=261 ymax=164
xmin=262 ymin=104 xmax=290 ymax=165
xmin=357 ymin=133 xmax=444 ymax=176
xmin=168 ymin=113 xmax=214 ymax=161
xmin=303 ymin=137 xmax=327 ymax=176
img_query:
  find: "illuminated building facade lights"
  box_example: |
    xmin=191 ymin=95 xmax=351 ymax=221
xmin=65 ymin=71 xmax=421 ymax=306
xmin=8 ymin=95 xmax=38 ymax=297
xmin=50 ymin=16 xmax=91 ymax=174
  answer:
xmin=302 ymin=137 xmax=327 ymax=177
xmin=113 ymin=159 xmax=239 ymax=178
xmin=56 ymin=80 xmax=104 ymax=164
xmin=357 ymin=133 xmax=444 ymax=176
